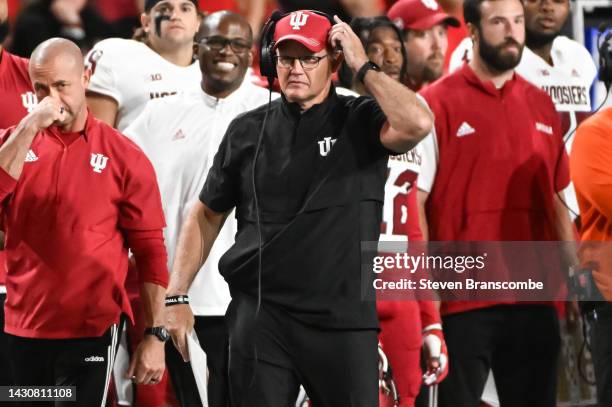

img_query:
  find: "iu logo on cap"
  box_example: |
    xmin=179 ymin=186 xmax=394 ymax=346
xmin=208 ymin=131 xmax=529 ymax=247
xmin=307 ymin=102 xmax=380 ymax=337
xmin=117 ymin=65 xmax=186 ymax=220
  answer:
xmin=421 ymin=0 xmax=439 ymax=10
xmin=90 ymin=153 xmax=109 ymax=173
xmin=290 ymin=11 xmax=309 ymax=30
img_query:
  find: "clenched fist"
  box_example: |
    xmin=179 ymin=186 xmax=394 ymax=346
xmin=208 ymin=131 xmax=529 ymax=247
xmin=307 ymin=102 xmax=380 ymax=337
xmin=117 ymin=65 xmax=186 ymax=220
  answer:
xmin=25 ymin=97 xmax=68 ymax=131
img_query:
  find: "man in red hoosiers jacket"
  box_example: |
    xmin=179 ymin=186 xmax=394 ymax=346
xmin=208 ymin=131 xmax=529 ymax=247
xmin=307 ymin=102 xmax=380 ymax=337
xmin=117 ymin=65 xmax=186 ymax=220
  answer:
xmin=417 ymin=0 xmax=575 ymax=405
xmin=0 ymin=38 xmax=169 ymax=406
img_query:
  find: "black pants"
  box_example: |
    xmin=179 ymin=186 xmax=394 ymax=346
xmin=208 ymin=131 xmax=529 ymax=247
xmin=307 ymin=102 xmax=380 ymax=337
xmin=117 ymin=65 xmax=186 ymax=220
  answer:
xmin=226 ymin=294 xmax=378 ymax=407
xmin=0 ymin=294 xmax=11 ymax=387
xmin=438 ymin=304 xmax=560 ymax=407
xmin=6 ymin=321 xmax=122 ymax=407
xmin=166 ymin=316 xmax=229 ymax=407
xmin=588 ymin=302 xmax=612 ymax=407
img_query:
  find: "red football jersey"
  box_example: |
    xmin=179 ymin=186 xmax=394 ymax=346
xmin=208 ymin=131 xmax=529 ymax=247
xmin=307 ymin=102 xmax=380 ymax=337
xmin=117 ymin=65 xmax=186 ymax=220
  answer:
xmin=94 ymin=0 xmax=139 ymax=21
xmin=0 ymin=50 xmax=34 ymax=130
xmin=445 ymin=22 xmax=467 ymax=72
xmin=0 ymin=114 xmax=166 ymax=338
xmin=199 ymin=0 xmax=240 ymax=13
xmin=7 ymin=0 xmax=20 ymax=20
xmin=0 ymin=49 xmax=35 ymax=289
xmin=378 ymin=149 xmax=442 ymax=402
xmin=420 ymin=64 xmax=569 ymax=315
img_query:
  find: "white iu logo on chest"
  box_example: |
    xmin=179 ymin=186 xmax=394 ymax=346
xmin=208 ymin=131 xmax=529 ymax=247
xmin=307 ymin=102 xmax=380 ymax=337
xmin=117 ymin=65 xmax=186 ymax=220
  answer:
xmin=21 ymin=92 xmax=38 ymax=113
xmin=290 ymin=12 xmax=309 ymax=30
xmin=318 ymin=137 xmax=337 ymax=157
xmin=90 ymin=153 xmax=109 ymax=173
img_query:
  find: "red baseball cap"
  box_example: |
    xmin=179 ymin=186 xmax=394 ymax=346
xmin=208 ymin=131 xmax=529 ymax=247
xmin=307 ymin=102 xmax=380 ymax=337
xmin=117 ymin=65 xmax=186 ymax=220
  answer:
xmin=273 ymin=10 xmax=332 ymax=53
xmin=388 ymin=0 xmax=460 ymax=31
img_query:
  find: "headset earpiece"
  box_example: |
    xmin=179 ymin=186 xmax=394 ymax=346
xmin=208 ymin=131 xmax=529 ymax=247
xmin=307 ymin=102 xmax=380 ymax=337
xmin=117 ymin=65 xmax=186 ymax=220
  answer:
xmin=259 ymin=11 xmax=285 ymax=83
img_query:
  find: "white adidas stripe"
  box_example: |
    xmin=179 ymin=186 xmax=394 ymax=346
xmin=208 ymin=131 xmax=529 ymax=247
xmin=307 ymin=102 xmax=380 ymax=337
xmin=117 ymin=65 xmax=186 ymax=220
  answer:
xmin=101 ymin=323 xmax=118 ymax=407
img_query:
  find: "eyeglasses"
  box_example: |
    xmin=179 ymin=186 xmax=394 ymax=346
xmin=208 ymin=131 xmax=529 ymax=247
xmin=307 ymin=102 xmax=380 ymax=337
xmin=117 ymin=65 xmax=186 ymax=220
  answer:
xmin=275 ymin=55 xmax=329 ymax=70
xmin=196 ymin=36 xmax=252 ymax=54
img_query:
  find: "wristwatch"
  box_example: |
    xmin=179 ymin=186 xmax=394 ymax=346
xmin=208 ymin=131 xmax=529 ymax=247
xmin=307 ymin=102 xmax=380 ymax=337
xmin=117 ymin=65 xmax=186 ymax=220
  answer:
xmin=144 ymin=326 xmax=170 ymax=342
xmin=356 ymin=61 xmax=381 ymax=85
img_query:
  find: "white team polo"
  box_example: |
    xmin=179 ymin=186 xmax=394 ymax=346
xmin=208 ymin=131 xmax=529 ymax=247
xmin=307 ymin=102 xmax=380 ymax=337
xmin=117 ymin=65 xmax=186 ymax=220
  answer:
xmin=124 ymin=78 xmax=276 ymax=316
xmin=85 ymin=38 xmax=201 ymax=132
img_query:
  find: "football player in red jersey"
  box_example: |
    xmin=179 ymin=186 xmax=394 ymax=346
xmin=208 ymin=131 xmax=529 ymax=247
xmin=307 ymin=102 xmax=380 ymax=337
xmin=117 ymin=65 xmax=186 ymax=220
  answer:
xmin=0 ymin=0 xmax=36 ymax=389
xmin=0 ymin=0 xmax=35 ymax=129
xmin=347 ymin=16 xmax=449 ymax=406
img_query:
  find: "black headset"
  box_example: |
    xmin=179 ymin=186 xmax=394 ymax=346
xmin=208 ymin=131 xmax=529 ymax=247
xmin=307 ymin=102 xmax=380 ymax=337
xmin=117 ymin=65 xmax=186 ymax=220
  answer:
xmin=598 ymin=23 xmax=612 ymax=91
xmin=259 ymin=10 xmax=336 ymax=84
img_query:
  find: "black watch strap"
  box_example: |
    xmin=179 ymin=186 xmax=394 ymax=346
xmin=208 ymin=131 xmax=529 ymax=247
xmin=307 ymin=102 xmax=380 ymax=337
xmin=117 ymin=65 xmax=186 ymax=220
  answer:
xmin=356 ymin=61 xmax=380 ymax=84
xmin=144 ymin=326 xmax=170 ymax=342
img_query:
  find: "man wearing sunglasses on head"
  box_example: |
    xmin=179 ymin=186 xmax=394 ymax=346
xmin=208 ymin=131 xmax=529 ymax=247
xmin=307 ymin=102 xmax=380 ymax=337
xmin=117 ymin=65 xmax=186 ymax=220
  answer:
xmin=124 ymin=11 xmax=275 ymax=407
xmin=171 ymin=9 xmax=432 ymax=406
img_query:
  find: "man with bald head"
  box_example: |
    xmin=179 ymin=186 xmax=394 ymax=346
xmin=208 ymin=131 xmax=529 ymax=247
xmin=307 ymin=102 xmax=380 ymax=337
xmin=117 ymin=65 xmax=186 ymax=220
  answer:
xmin=124 ymin=11 xmax=274 ymax=407
xmin=0 ymin=38 xmax=169 ymax=406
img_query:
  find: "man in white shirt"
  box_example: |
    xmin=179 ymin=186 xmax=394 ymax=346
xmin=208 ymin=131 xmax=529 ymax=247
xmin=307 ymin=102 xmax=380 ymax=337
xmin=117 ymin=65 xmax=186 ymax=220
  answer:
xmin=85 ymin=0 xmax=202 ymax=131
xmin=520 ymin=0 xmax=597 ymax=217
xmin=85 ymin=2 xmax=202 ymax=405
xmin=124 ymin=12 xmax=275 ymax=407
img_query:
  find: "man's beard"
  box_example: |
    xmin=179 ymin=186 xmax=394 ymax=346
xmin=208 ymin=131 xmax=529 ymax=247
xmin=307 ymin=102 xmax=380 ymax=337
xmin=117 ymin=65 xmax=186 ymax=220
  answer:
xmin=421 ymin=51 xmax=445 ymax=83
xmin=478 ymin=30 xmax=524 ymax=73
xmin=526 ymin=26 xmax=558 ymax=50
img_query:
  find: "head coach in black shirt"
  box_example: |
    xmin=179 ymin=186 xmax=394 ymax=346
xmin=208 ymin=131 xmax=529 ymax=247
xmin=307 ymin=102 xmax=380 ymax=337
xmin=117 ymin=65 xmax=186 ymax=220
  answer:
xmin=166 ymin=9 xmax=432 ymax=406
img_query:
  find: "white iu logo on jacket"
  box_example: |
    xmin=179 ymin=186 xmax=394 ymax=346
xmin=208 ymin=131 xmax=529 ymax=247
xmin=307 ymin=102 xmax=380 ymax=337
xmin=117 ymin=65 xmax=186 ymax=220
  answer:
xmin=290 ymin=12 xmax=309 ymax=30
xmin=318 ymin=137 xmax=337 ymax=157
xmin=21 ymin=92 xmax=38 ymax=113
xmin=90 ymin=153 xmax=109 ymax=173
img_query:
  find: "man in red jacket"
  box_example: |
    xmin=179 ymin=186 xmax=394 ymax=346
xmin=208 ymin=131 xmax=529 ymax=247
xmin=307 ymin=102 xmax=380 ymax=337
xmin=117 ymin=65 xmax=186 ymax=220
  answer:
xmin=0 ymin=38 xmax=169 ymax=406
xmin=417 ymin=0 xmax=575 ymax=405
xmin=387 ymin=0 xmax=460 ymax=91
